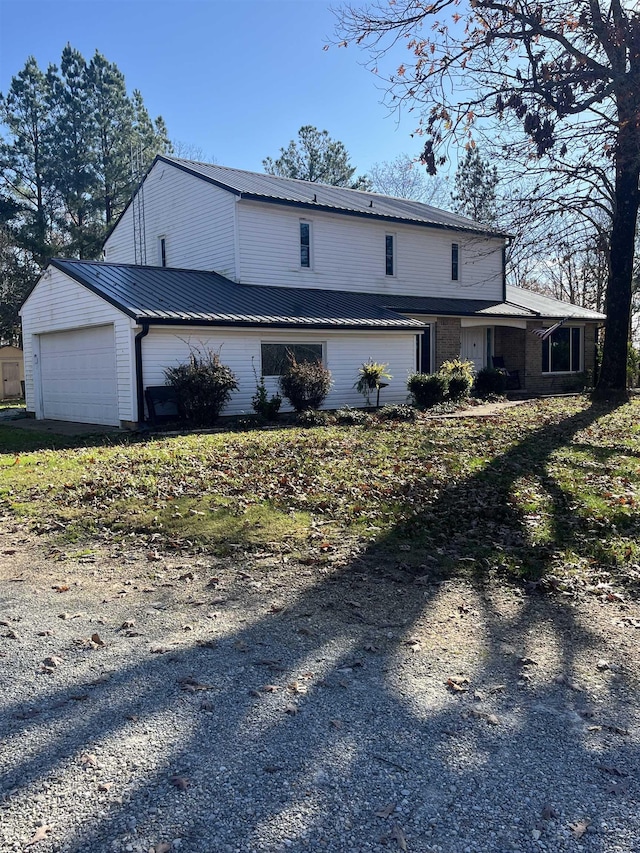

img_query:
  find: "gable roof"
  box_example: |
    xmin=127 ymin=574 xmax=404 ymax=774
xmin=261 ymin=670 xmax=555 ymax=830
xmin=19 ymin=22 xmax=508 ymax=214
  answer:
xmin=152 ymin=155 xmax=509 ymax=238
xmin=49 ymin=259 xmax=605 ymax=328
xmin=49 ymin=259 xmax=424 ymax=330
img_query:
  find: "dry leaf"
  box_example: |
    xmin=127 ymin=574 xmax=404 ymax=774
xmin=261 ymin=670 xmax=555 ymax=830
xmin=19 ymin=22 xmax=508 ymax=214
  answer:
xmin=261 ymin=684 xmax=280 ymax=693
xmin=52 ymin=585 xmax=70 ymax=593
xmin=178 ymin=676 xmax=212 ymax=692
xmin=329 ymin=718 xmax=343 ymax=730
xmin=90 ymin=633 xmax=105 ymax=647
xmin=42 ymin=655 xmax=63 ymax=668
xmin=446 ymin=677 xmax=468 ymax=693
xmin=178 ymin=571 xmax=194 ymax=581
xmin=154 ymin=843 xmax=172 ymax=853
xmin=607 ymin=780 xmax=629 ymax=795
xmin=569 ymin=818 xmax=591 ymax=839
xmin=376 ymin=802 xmax=396 ymax=818
xmin=170 ymin=775 xmax=190 ymax=791
xmin=284 ymin=702 xmax=299 ymax=715
xmin=121 ymin=619 xmax=135 ymax=629
xmin=392 ymin=822 xmax=408 ymax=851
xmin=80 ymin=753 xmax=98 ymax=767
xmin=540 ymin=804 xmax=558 ymax=821
xmin=25 ymin=825 xmax=52 ymax=847
xmin=287 ymin=680 xmax=308 ymax=695
xmin=97 ymin=782 xmax=112 ymax=792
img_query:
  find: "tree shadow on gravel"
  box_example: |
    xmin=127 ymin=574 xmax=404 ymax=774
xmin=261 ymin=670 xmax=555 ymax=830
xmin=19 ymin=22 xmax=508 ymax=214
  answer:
xmin=1 ymin=400 xmax=638 ymax=853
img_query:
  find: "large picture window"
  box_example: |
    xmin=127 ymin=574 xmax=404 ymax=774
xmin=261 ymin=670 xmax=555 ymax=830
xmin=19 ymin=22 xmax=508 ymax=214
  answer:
xmin=261 ymin=343 xmax=324 ymax=377
xmin=542 ymin=327 xmax=582 ymax=373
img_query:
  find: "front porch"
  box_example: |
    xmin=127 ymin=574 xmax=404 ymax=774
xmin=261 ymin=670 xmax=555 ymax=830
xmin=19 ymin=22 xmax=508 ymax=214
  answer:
xmin=433 ymin=317 xmax=598 ymax=394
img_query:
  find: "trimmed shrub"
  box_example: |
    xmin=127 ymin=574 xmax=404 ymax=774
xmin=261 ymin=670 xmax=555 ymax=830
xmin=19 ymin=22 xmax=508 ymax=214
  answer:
xmin=164 ymin=349 xmax=238 ymax=426
xmin=439 ymin=358 xmax=474 ymax=401
xmin=407 ymin=372 xmax=449 ymax=408
xmin=473 ymin=367 xmax=507 ymax=398
xmin=378 ymin=404 xmax=417 ymax=422
xmin=296 ymin=409 xmax=331 ymax=427
xmin=279 ymin=355 xmax=332 ymax=412
xmin=335 ymin=406 xmax=372 ymax=425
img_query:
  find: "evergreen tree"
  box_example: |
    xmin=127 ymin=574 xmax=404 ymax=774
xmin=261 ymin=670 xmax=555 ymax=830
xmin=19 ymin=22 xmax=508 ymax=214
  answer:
xmin=451 ymin=147 xmax=499 ymax=225
xmin=263 ymin=126 xmax=370 ymax=189
xmin=0 ymin=57 xmax=59 ymax=267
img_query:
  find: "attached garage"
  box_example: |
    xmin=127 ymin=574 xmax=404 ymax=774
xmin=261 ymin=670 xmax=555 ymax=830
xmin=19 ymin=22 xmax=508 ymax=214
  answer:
xmin=38 ymin=326 xmax=119 ymax=425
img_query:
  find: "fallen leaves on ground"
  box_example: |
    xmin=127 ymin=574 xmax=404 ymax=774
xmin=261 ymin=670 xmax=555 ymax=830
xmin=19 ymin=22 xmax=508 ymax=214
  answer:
xmin=569 ymin=818 xmax=591 ymax=839
xmin=25 ymin=825 xmax=52 ymax=847
xmin=170 ymin=775 xmax=190 ymax=791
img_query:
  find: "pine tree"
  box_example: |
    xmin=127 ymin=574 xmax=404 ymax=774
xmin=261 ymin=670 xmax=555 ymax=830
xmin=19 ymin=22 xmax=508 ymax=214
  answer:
xmin=0 ymin=57 xmax=59 ymax=267
xmin=263 ymin=126 xmax=369 ymax=189
xmin=451 ymin=148 xmax=499 ymax=225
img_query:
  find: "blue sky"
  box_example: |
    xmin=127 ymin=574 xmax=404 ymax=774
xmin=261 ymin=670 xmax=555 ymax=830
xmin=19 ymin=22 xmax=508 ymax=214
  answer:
xmin=0 ymin=0 xmax=427 ymax=176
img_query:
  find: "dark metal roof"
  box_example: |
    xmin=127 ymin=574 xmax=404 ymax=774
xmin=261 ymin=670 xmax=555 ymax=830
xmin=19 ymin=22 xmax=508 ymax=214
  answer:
xmin=50 ymin=259 xmax=425 ymax=330
xmin=504 ymin=286 xmax=606 ymax=320
xmin=372 ymin=294 xmax=532 ymax=318
xmin=157 ymin=156 xmax=509 ymax=238
xmin=49 ymin=260 xmax=606 ymax=328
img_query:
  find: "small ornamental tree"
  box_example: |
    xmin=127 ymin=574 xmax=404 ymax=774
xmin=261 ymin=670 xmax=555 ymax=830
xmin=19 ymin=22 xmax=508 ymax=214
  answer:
xmin=279 ymin=354 xmax=332 ymax=412
xmin=439 ymin=359 xmax=475 ymax=401
xmin=165 ymin=348 xmax=238 ymax=426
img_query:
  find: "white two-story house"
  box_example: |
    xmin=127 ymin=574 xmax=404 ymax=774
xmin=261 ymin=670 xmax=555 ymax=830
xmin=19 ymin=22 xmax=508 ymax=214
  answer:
xmin=20 ymin=155 xmax=605 ymax=426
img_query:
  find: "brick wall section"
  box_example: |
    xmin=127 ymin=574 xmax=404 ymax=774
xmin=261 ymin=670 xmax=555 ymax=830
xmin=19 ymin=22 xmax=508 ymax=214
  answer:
xmin=435 ymin=317 xmax=461 ymax=368
xmin=493 ymin=327 xmax=525 ymax=374
xmin=524 ymin=320 xmax=599 ymax=394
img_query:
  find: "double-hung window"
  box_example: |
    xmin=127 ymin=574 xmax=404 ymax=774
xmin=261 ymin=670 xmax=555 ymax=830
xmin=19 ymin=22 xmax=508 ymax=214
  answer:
xmin=300 ymin=222 xmax=311 ymax=268
xmin=541 ymin=327 xmax=582 ymax=373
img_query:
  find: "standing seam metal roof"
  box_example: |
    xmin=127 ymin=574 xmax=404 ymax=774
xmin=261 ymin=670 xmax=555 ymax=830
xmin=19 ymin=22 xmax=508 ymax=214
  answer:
xmin=49 ymin=260 xmax=606 ymax=326
xmin=157 ymin=156 xmax=509 ymax=237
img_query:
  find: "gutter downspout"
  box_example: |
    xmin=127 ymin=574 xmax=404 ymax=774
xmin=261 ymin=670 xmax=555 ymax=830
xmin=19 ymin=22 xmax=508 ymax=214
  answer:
xmin=135 ymin=322 xmax=150 ymax=428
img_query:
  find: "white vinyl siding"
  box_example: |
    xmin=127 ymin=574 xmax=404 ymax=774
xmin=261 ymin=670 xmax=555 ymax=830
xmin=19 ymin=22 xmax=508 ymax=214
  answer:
xmin=237 ymin=201 xmax=504 ymax=300
xmin=104 ymin=161 xmax=237 ymax=277
xmin=20 ymin=267 xmax=135 ymax=422
xmin=140 ymin=327 xmax=418 ymax=414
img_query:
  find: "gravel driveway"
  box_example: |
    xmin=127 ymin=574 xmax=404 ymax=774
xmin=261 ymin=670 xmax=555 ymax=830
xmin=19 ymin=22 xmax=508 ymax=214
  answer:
xmin=0 ymin=517 xmax=638 ymax=853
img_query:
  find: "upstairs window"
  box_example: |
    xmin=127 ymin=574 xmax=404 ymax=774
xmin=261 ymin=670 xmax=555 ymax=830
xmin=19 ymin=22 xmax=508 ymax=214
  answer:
xmin=261 ymin=342 xmax=324 ymax=377
xmin=300 ymin=222 xmax=311 ymax=268
xmin=158 ymin=237 xmax=167 ymax=268
xmin=542 ymin=327 xmax=582 ymax=373
xmin=385 ymin=234 xmax=395 ymax=276
xmin=451 ymin=243 xmax=459 ymax=281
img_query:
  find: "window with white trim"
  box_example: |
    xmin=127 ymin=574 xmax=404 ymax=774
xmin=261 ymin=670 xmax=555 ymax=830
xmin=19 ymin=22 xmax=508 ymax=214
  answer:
xmin=451 ymin=243 xmax=459 ymax=281
xmin=542 ymin=327 xmax=582 ymax=373
xmin=158 ymin=237 xmax=167 ymax=268
xmin=300 ymin=222 xmax=311 ymax=268
xmin=385 ymin=234 xmax=395 ymax=276
xmin=261 ymin=342 xmax=324 ymax=377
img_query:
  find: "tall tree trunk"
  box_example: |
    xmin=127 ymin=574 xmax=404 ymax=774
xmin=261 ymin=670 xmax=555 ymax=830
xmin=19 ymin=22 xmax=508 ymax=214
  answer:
xmin=595 ymin=109 xmax=640 ymax=400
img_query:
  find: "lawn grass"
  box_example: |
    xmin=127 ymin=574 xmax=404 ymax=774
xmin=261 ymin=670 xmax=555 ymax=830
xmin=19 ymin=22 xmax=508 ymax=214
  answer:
xmin=0 ymin=396 xmax=638 ymax=589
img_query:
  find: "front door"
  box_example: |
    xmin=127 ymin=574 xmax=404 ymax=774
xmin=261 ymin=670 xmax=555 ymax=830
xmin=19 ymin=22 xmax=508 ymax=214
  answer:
xmin=461 ymin=327 xmax=486 ymax=372
xmin=2 ymin=361 xmax=21 ymax=398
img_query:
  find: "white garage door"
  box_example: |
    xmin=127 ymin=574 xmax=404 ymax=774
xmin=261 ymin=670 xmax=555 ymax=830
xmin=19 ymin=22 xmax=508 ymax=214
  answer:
xmin=39 ymin=325 xmax=119 ymax=425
